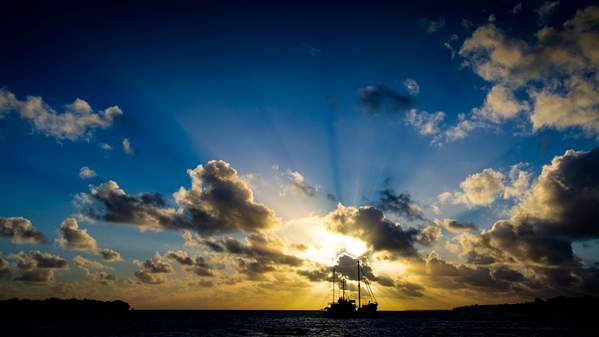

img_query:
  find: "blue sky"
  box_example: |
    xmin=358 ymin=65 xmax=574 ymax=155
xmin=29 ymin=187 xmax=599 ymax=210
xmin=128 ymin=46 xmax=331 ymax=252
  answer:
xmin=1 ymin=1 xmax=599 ymax=309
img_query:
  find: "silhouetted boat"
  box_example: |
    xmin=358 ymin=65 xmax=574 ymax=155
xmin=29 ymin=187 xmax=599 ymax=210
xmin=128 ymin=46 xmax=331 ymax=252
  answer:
xmin=323 ymin=260 xmax=378 ymax=318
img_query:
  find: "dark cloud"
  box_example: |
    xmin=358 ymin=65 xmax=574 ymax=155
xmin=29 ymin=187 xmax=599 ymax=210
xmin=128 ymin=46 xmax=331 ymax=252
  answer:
xmin=327 ymin=204 xmax=426 ymax=258
xmin=0 ymin=256 xmax=11 ymax=279
xmin=85 ymin=160 xmax=279 ymax=235
xmin=377 ymin=188 xmax=425 ymax=221
xmin=134 ymin=252 xmax=173 ymax=285
xmin=446 ymin=147 xmax=599 ymax=296
xmin=56 ymin=218 xmax=98 ymax=252
xmin=202 ymin=233 xmax=302 ymax=278
xmin=358 ymin=85 xmax=413 ymax=115
xmin=298 ymin=254 xmax=393 ymax=288
xmin=436 ymin=219 xmax=477 ymax=233
xmin=12 ymin=251 xmax=68 ymax=283
xmin=73 ymin=255 xmax=104 ymax=270
xmin=89 ymin=271 xmax=116 ymax=285
xmin=0 ymin=217 xmax=47 ymax=244
xmin=100 ymin=248 xmax=122 ymax=261
xmin=166 ymin=250 xmax=213 ymax=277
xmin=393 ymin=279 xmax=425 ymax=298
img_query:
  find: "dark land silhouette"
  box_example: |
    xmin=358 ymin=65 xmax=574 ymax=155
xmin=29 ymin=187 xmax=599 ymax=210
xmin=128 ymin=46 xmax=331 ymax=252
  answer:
xmin=0 ymin=297 xmax=130 ymax=319
xmin=453 ymin=296 xmax=598 ymax=318
xmin=0 ymin=296 xmax=596 ymax=336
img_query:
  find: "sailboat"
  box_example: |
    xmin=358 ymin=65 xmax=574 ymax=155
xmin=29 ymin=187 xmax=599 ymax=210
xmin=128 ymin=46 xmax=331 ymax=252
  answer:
xmin=323 ymin=260 xmax=378 ymax=318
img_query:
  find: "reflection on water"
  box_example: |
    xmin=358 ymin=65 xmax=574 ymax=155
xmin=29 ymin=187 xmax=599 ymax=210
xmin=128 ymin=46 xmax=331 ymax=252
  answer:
xmin=4 ymin=310 xmax=593 ymax=337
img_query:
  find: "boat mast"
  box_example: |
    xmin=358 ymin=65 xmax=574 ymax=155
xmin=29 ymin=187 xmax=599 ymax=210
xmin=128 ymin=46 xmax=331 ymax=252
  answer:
xmin=358 ymin=260 xmax=361 ymax=309
xmin=332 ymin=266 xmax=336 ymax=303
xmin=342 ymin=278 xmax=345 ymax=299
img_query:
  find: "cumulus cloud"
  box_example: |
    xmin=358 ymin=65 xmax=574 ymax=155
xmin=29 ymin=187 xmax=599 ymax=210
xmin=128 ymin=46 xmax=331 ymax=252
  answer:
xmin=326 ymin=204 xmax=433 ymax=258
xmin=403 ymin=78 xmax=420 ymax=96
xmin=298 ymin=254 xmax=394 ymax=289
xmin=122 ymin=138 xmax=134 ymax=155
xmin=286 ymin=170 xmax=317 ymax=197
xmin=434 ymin=218 xmax=477 ymax=233
xmin=133 ymin=252 xmax=173 ymax=285
xmin=11 ymin=251 xmax=68 ymax=283
xmin=376 ymin=188 xmax=425 ymax=221
xmin=421 ymin=18 xmax=445 ymax=33
xmin=201 ymin=233 xmax=302 ymax=278
xmin=405 ymin=109 xmax=445 ymax=140
xmin=0 ymin=217 xmax=47 ymax=244
xmin=358 ymin=85 xmax=413 ymax=115
xmin=166 ymin=250 xmax=213 ymax=276
xmin=79 ymin=167 xmax=97 ymax=179
xmin=73 ymin=255 xmax=104 ymax=270
xmin=440 ymin=164 xmax=531 ymax=207
xmin=449 ymin=148 xmax=599 ymax=295
xmin=88 ymin=271 xmax=116 ymax=285
xmin=56 ymin=218 xmax=98 ymax=252
xmin=0 ymin=89 xmax=122 ymax=140
xmin=100 ymin=248 xmax=122 ymax=261
xmin=449 ymin=6 xmax=599 ymax=140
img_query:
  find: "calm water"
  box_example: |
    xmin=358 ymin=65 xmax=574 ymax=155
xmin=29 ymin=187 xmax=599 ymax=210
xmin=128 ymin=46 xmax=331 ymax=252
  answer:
xmin=5 ymin=310 xmax=593 ymax=337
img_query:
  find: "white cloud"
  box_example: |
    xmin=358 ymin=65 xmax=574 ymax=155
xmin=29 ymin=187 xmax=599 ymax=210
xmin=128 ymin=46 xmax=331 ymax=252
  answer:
xmin=434 ymin=6 xmax=599 ymax=143
xmin=79 ymin=166 xmax=97 ymax=179
xmin=421 ymin=18 xmax=445 ymax=33
xmin=0 ymin=89 xmax=122 ymax=140
xmin=405 ymin=109 xmax=445 ymax=141
xmin=403 ymin=78 xmax=420 ymax=96
xmin=122 ymin=138 xmax=134 ymax=155
xmin=440 ymin=164 xmax=531 ymax=208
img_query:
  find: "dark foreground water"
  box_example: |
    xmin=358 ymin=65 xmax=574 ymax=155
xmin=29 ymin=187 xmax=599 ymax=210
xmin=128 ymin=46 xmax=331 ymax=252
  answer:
xmin=4 ymin=310 xmax=594 ymax=337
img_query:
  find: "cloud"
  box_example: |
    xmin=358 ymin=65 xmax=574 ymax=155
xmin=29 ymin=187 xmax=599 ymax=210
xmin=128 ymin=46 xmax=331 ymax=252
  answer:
xmin=513 ymin=2 xmax=523 ymax=15
xmin=88 ymin=271 xmax=116 ymax=285
xmin=358 ymin=85 xmax=413 ymax=115
xmin=133 ymin=252 xmax=173 ymax=285
xmin=376 ymin=188 xmax=425 ymax=221
xmin=535 ymin=1 xmax=560 ymax=23
xmin=326 ymin=204 xmax=432 ymax=258
xmin=79 ymin=167 xmax=97 ymax=179
xmin=173 ymin=160 xmax=281 ymax=234
xmin=473 ymin=84 xmax=530 ymax=122
xmin=449 ymin=148 xmax=599 ymax=295
xmin=99 ymin=143 xmax=112 ymax=151
xmin=449 ymin=6 xmax=599 ymax=141
xmin=0 ymin=217 xmax=47 ymax=244
xmin=443 ymin=34 xmax=459 ymax=59
xmin=0 ymin=256 xmax=10 ymax=279
xmin=56 ymin=218 xmax=98 ymax=252
xmin=73 ymin=255 xmax=104 ymax=270
xmin=403 ymin=78 xmax=420 ymax=96
xmin=166 ymin=250 xmax=213 ymax=277
xmin=421 ymin=18 xmax=445 ymax=33
xmin=122 ymin=138 xmax=134 ymax=155
xmin=0 ymin=89 xmax=122 ymax=140
xmin=202 ymin=233 xmax=302 ymax=278
xmin=405 ymin=109 xmax=445 ymax=140
xmin=100 ymin=248 xmax=122 ymax=261
xmin=286 ymin=170 xmax=317 ymax=197
xmin=435 ymin=218 xmax=477 ymax=233
xmin=12 ymin=251 xmax=68 ymax=283
xmin=298 ymin=254 xmax=394 ymax=288
xmin=440 ymin=165 xmax=530 ymax=207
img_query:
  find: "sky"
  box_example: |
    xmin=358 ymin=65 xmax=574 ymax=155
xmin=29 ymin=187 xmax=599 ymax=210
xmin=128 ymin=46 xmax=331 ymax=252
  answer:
xmin=1 ymin=0 xmax=599 ymax=310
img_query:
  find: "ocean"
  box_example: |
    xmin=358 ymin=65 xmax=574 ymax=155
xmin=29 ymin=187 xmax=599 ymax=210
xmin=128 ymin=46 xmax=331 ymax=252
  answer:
xmin=4 ymin=310 xmax=593 ymax=336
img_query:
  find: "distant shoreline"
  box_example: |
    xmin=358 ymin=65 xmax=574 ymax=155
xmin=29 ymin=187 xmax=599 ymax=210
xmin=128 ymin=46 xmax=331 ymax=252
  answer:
xmin=1 ymin=296 xmax=597 ymax=316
